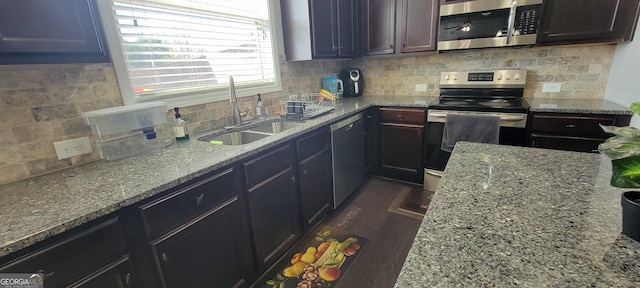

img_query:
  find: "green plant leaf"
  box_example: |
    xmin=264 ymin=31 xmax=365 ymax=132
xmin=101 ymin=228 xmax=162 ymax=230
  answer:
xmin=631 ymin=102 xmax=640 ymax=115
xmin=598 ymin=136 xmax=640 ymax=159
xmin=610 ymin=156 xmax=640 ymax=188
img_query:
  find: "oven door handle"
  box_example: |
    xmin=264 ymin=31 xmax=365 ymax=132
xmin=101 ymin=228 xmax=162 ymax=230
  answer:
xmin=429 ymin=113 xmax=524 ymax=122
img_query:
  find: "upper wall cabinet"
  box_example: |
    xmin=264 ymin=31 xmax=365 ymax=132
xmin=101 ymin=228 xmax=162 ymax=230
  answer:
xmin=364 ymin=0 xmax=438 ymax=56
xmin=539 ymin=0 xmax=640 ymax=45
xmin=0 ymin=0 xmax=109 ymax=65
xmin=281 ymin=0 xmax=358 ymax=61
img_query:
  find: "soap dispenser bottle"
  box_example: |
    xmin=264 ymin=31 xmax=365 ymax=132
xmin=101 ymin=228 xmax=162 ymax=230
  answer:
xmin=256 ymin=93 xmax=266 ymax=120
xmin=173 ymin=107 xmax=189 ymax=143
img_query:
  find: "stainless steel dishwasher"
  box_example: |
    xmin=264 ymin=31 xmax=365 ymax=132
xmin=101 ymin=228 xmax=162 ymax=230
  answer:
xmin=330 ymin=113 xmax=364 ymax=209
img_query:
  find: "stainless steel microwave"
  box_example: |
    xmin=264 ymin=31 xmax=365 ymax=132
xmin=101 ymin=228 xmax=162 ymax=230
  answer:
xmin=438 ymin=0 xmax=543 ymax=51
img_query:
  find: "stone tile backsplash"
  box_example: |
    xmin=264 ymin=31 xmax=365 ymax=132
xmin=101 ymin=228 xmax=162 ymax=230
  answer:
xmin=0 ymin=44 xmax=616 ymax=185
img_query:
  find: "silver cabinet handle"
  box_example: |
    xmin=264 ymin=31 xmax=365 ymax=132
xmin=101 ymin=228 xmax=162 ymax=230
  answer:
xmin=125 ymin=272 xmax=133 ymax=287
xmin=195 ymin=193 xmax=204 ymax=206
xmin=302 ymin=169 xmax=308 ymax=175
xmin=565 ymin=124 xmax=577 ymax=128
xmin=291 ymin=175 xmax=296 ymax=183
xmin=161 ymin=252 xmax=168 ymax=262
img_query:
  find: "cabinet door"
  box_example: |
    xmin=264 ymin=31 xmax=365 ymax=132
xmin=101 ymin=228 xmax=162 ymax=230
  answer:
xmin=0 ymin=218 xmax=127 ymax=288
xmin=299 ymin=148 xmax=333 ymax=230
xmin=310 ymin=0 xmax=338 ymax=57
xmin=70 ymin=257 xmax=134 ymax=288
xmin=401 ymin=0 xmax=438 ymax=52
xmin=150 ymin=197 xmax=254 ymax=288
xmin=0 ymin=0 xmax=109 ymax=64
xmin=337 ymin=0 xmax=357 ymax=57
xmin=246 ymin=167 xmax=301 ymax=269
xmin=379 ymin=123 xmax=424 ymax=182
xmin=364 ymin=0 xmax=396 ymax=55
xmin=539 ymin=0 xmax=640 ymax=45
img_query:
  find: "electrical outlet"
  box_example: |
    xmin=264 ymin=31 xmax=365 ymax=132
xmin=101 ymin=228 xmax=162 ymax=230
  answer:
xmin=415 ymin=83 xmax=428 ymax=92
xmin=542 ymin=82 xmax=562 ymax=93
xmin=53 ymin=137 xmax=92 ymax=160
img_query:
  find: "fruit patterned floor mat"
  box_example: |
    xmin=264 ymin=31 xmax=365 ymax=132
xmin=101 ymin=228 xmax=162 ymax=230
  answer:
xmin=258 ymin=225 xmax=369 ymax=288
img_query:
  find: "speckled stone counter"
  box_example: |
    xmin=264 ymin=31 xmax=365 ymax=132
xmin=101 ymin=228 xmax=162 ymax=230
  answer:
xmin=526 ymin=98 xmax=633 ymax=115
xmin=0 ymin=96 xmax=437 ymax=258
xmin=395 ymin=142 xmax=640 ymax=287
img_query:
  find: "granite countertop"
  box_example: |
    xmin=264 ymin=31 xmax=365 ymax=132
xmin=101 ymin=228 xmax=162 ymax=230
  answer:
xmin=526 ymin=98 xmax=633 ymax=115
xmin=395 ymin=142 xmax=640 ymax=287
xmin=0 ymin=96 xmax=439 ymax=258
xmin=0 ymin=95 xmax=631 ymax=259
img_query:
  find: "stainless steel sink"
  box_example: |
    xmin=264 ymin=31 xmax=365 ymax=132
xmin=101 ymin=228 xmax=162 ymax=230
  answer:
xmin=244 ymin=120 xmax=303 ymax=134
xmin=203 ymin=131 xmax=271 ymax=146
xmin=197 ymin=119 xmax=305 ymax=146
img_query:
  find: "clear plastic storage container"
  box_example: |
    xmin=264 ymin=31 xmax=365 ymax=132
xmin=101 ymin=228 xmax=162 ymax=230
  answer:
xmin=83 ymin=102 xmax=174 ymax=160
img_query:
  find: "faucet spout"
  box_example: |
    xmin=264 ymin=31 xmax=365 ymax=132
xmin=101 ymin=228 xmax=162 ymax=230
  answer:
xmin=229 ymin=75 xmax=242 ymax=126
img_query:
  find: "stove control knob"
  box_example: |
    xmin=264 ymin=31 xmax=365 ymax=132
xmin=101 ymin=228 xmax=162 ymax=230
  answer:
xmin=445 ymin=74 xmax=450 ymax=80
xmin=453 ymin=74 xmax=458 ymax=80
xmin=505 ymin=73 xmax=512 ymax=80
xmin=496 ymin=73 xmax=503 ymax=80
xmin=514 ymin=73 xmax=521 ymax=80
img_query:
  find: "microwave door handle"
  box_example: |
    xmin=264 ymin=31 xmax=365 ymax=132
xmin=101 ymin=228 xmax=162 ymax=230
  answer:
xmin=506 ymin=0 xmax=518 ymax=45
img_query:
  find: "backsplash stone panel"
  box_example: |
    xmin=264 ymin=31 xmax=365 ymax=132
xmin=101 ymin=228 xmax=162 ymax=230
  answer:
xmin=0 ymin=44 xmax=617 ymax=185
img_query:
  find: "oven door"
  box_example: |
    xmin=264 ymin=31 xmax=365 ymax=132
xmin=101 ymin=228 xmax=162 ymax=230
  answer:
xmin=438 ymin=0 xmax=542 ymax=51
xmin=423 ymin=110 xmax=527 ymax=190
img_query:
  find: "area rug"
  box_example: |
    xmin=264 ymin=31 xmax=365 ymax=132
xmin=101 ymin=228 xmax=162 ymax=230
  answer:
xmin=387 ymin=186 xmax=434 ymax=220
xmin=258 ymin=225 xmax=369 ymax=288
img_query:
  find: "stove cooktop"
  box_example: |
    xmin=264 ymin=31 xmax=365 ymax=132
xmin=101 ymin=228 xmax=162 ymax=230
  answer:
xmin=430 ymin=97 xmax=529 ymax=113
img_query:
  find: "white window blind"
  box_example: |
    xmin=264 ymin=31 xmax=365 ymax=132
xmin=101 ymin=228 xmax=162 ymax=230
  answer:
xmin=105 ymin=0 xmax=279 ymax=104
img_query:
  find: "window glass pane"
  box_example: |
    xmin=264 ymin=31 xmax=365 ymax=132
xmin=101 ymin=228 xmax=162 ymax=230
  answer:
xmin=111 ymin=0 xmax=276 ymax=99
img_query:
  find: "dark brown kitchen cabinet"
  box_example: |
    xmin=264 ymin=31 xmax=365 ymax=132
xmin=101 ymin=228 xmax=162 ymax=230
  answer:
xmin=281 ymin=0 xmax=358 ymax=60
xmin=401 ymin=0 xmax=439 ymax=52
xmin=139 ymin=166 xmax=255 ymax=288
xmin=296 ymin=128 xmax=332 ymax=230
xmin=0 ymin=0 xmax=109 ymax=64
xmin=539 ymin=0 xmax=640 ymax=45
xmin=364 ymin=0 xmax=438 ymax=56
xmin=364 ymin=0 xmax=396 ymax=55
xmin=363 ymin=107 xmax=379 ymax=173
xmin=69 ymin=256 xmax=134 ymax=288
xmin=0 ymin=218 xmax=132 ymax=288
xmin=527 ymin=112 xmax=632 ymax=153
xmin=378 ymin=107 xmax=426 ymax=183
xmin=243 ymin=143 xmax=302 ymax=270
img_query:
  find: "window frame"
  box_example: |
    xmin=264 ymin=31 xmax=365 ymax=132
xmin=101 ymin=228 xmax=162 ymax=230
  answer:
xmin=96 ymin=0 xmax=283 ymax=107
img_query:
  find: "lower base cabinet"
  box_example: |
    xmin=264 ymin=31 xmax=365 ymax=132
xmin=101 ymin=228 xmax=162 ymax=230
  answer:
xmin=243 ymin=143 xmax=302 ymax=270
xmin=0 ymin=218 xmax=133 ymax=288
xmin=149 ymin=198 xmax=252 ymax=288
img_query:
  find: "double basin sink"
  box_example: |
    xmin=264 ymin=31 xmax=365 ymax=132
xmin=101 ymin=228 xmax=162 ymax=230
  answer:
xmin=197 ymin=118 xmax=304 ymax=146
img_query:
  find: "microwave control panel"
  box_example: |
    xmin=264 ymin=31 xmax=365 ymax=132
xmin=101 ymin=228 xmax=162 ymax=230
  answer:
xmin=516 ymin=5 xmax=540 ymax=35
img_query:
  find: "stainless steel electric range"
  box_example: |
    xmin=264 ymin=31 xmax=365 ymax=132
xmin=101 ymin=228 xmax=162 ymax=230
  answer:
xmin=424 ymin=69 xmax=529 ymax=191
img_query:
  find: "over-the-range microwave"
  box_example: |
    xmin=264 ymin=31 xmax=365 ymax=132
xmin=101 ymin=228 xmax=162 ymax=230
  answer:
xmin=438 ymin=0 xmax=543 ymax=51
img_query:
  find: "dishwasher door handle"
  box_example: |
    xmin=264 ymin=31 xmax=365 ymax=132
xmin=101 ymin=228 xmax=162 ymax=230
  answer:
xmin=343 ymin=123 xmax=354 ymax=131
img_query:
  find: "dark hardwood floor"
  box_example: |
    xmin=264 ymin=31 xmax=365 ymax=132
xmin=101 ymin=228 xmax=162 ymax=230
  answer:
xmin=322 ymin=177 xmax=423 ymax=288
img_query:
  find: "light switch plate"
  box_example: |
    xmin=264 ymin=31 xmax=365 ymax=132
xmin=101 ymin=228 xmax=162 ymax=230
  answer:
xmin=543 ymin=82 xmax=562 ymax=93
xmin=415 ymin=83 xmax=428 ymax=92
xmin=53 ymin=137 xmax=92 ymax=160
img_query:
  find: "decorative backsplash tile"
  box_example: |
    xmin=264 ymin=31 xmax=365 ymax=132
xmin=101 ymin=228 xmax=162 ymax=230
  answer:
xmin=0 ymin=44 xmax=617 ymax=185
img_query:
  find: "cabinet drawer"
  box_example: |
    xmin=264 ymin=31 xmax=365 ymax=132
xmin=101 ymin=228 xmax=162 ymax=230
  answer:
xmin=379 ymin=108 xmax=425 ymax=124
xmin=139 ymin=167 xmax=241 ymax=240
xmin=243 ymin=143 xmax=295 ymax=187
xmin=530 ymin=114 xmax=615 ymax=137
xmin=0 ymin=218 xmax=127 ymax=288
xmin=296 ymin=127 xmax=329 ymax=160
xmin=529 ymin=134 xmax=604 ymax=153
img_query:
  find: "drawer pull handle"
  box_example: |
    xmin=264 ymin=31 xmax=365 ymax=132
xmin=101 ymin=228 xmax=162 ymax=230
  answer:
xmin=37 ymin=269 xmax=55 ymax=280
xmin=125 ymin=272 xmax=133 ymax=287
xmin=566 ymin=124 xmax=577 ymax=128
xmin=195 ymin=194 xmax=204 ymax=206
xmin=302 ymin=169 xmax=309 ymax=175
xmin=161 ymin=252 xmax=168 ymax=262
xmin=396 ymin=115 xmax=404 ymax=118
xmin=291 ymin=175 xmax=296 ymax=183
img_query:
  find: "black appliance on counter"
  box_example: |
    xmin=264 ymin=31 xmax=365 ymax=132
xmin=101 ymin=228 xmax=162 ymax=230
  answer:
xmin=339 ymin=68 xmax=364 ymax=97
xmin=424 ymin=69 xmax=529 ymax=191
